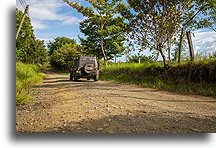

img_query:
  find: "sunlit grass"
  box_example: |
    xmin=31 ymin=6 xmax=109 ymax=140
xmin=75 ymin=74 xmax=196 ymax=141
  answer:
xmin=100 ymin=60 xmax=215 ymax=96
xmin=16 ymin=62 xmax=46 ymax=105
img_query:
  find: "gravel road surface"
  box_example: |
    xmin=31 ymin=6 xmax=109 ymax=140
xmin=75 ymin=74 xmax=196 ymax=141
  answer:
xmin=16 ymin=69 xmax=215 ymax=133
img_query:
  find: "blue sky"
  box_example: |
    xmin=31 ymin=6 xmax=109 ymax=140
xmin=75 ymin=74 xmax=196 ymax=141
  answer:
xmin=16 ymin=0 xmax=216 ymax=61
xmin=16 ymin=0 xmax=84 ymax=42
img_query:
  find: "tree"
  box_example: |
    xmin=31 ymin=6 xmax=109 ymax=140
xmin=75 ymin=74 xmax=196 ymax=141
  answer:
xmin=47 ymin=37 xmax=76 ymax=55
xmin=195 ymin=0 xmax=216 ymax=32
xmin=50 ymin=43 xmax=80 ymax=71
xmin=128 ymin=54 xmax=154 ymax=63
xmin=79 ymin=16 xmax=126 ymax=63
xmin=121 ymin=0 xmax=192 ymax=67
xmin=16 ymin=8 xmax=48 ymax=65
xmin=172 ymin=37 xmax=187 ymax=61
xmin=16 ymin=8 xmax=35 ymax=63
xmin=65 ymin=0 xmax=127 ymax=67
xmin=31 ymin=40 xmax=49 ymax=65
xmin=119 ymin=0 xmax=215 ymax=67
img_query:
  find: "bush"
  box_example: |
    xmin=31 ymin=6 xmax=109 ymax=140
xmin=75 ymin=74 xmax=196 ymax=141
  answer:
xmin=50 ymin=43 xmax=80 ymax=71
xmin=16 ymin=62 xmax=46 ymax=105
xmin=100 ymin=60 xmax=215 ymax=96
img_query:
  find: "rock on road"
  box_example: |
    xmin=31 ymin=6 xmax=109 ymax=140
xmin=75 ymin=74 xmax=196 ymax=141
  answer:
xmin=16 ymin=69 xmax=215 ymax=133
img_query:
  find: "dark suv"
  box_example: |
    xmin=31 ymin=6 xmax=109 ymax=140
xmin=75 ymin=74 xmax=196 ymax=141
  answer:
xmin=70 ymin=56 xmax=99 ymax=81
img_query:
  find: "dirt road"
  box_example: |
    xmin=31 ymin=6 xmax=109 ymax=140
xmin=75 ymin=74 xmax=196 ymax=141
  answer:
xmin=16 ymin=69 xmax=215 ymax=133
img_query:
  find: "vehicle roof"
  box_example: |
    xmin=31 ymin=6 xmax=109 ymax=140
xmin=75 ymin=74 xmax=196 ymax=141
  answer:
xmin=78 ymin=56 xmax=96 ymax=59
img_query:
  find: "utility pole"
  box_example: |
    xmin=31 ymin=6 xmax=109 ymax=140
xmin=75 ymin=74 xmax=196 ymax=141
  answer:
xmin=16 ymin=5 xmax=29 ymax=40
xmin=186 ymin=31 xmax=194 ymax=61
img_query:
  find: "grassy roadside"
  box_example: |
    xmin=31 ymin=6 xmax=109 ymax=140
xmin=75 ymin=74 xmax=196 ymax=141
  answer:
xmin=100 ymin=60 xmax=215 ymax=96
xmin=16 ymin=62 xmax=46 ymax=105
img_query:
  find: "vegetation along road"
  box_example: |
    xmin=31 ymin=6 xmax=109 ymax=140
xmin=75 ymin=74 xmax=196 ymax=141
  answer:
xmin=16 ymin=69 xmax=215 ymax=133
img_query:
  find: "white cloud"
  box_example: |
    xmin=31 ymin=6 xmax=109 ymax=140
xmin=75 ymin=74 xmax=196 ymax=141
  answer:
xmin=31 ymin=19 xmax=48 ymax=29
xmin=16 ymin=0 xmax=82 ymax=30
xmin=192 ymin=29 xmax=216 ymax=55
xmin=61 ymin=16 xmax=81 ymax=25
xmin=39 ymin=38 xmax=54 ymax=47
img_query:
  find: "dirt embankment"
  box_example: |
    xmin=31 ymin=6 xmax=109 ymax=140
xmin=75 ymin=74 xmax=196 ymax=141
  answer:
xmin=16 ymin=69 xmax=215 ymax=133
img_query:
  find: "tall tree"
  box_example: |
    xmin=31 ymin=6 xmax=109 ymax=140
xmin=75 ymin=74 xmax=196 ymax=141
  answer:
xmin=31 ymin=39 xmax=49 ymax=65
xmin=50 ymin=43 xmax=81 ymax=71
xmin=16 ymin=8 xmax=48 ymax=65
xmin=65 ymin=0 xmax=127 ymax=66
xmin=47 ymin=37 xmax=76 ymax=55
xmin=16 ymin=8 xmax=35 ymax=62
xmin=120 ymin=0 xmax=192 ymax=67
xmin=195 ymin=0 xmax=216 ymax=32
xmin=118 ymin=0 xmax=215 ymax=67
xmin=79 ymin=16 xmax=126 ymax=64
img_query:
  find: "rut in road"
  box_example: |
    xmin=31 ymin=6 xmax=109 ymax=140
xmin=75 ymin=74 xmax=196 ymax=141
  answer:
xmin=16 ymin=69 xmax=216 ymax=133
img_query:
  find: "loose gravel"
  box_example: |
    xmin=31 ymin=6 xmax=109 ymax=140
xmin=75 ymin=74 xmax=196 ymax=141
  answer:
xmin=16 ymin=69 xmax=216 ymax=133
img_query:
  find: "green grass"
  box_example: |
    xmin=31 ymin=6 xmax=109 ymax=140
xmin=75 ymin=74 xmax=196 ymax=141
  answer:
xmin=100 ymin=60 xmax=215 ymax=96
xmin=16 ymin=62 xmax=46 ymax=105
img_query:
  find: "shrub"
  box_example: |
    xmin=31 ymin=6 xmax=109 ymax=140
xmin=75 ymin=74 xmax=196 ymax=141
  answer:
xmin=16 ymin=62 xmax=46 ymax=105
xmin=100 ymin=60 xmax=215 ymax=95
xmin=50 ymin=43 xmax=80 ymax=71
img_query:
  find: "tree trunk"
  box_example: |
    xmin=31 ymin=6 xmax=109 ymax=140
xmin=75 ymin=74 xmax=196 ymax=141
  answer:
xmin=178 ymin=28 xmax=184 ymax=64
xmin=101 ymin=37 xmax=107 ymax=66
xmin=173 ymin=50 xmax=178 ymax=61
xmin=167 ymin=39 xmax=171 ymax=65
xmin=100 ymin=23 xmax=107 ymax=67
xmin=159 ymin=49 xmax=167 ymax=68
xmin=186 ymin=31 xmax=194 ymax=62
xmin=154 ymin=52 xmax=159 ymax=61
xmin=97 ymin=56 xmax=100 ymax=70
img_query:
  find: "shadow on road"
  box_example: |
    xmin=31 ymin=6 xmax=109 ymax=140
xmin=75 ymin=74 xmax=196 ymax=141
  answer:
xmin=44 ymin=110 xmax=215 ymax=133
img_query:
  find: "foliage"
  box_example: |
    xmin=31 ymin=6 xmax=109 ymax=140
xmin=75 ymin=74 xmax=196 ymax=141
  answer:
xmin=169 ymin=36 xmax=188 ymax=61
xmin=190 ymin=0 xmax=215 ymax=31
xmin=117 ymin=0 xmax=215 ymax=67
xmin=196 ymin=0 xmax=216 ymax=32
xmin=48 ymin=37 xmax=82 ymax=71
xmin=128 ymin=54 xmax=155 ymax=63
xmin=65 ymin=0 xmax=127 ymax=66
xmin=100 ymin=59 xmax=215 ymax=95
xmin=16 ymin=62 xmax=46 ymax=105
xmin=79 ymin=17 xmax=126 ymax=61
xmin=16 ymin=8 xmax=34 ymax=62
xmin=118 ymin=0 xmax=186 ymax=67
xmin=16 ymin=8 xmax=48 ymax=65
xmin=47 ymin=37 xmax=76 ymax=55
xmin=50 ymin=43 xmax=81 ymax=71
xmin=31 ymin=39 xmax=49 ymax=65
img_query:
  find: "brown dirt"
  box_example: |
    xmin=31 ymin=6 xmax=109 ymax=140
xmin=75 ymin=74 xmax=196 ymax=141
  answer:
xmin=16 ymin=69 xmax=216 ymax=133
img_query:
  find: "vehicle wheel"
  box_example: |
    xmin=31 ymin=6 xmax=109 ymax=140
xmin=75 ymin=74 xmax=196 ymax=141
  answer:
xmin=87 ymin=78 xmax=91 ymax=80
xmin=84 ymin=64 xmax=93 ymax=74
xmin=94 ymin=74 xmax=99 ymax=81
xmin=70 ymin=73 xmax=73 ymax=81
xmin=74 ymin=75 xmax=79 ymax=81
